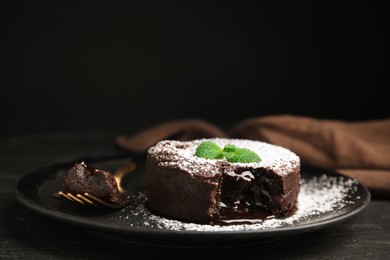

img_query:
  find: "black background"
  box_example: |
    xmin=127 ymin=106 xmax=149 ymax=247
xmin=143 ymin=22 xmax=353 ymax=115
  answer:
xmin=1 ymin=1 xmax=388 ymax=135
xmin=1 ymin=3 xmax=389 ymax=258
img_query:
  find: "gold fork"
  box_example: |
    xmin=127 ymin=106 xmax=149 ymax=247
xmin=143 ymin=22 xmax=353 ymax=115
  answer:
xmin=58 ymin=160 xmax=136 ymax=209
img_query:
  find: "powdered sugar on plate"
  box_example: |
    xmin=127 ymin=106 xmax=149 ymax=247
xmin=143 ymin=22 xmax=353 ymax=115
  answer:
xmin=118 ymin=174 xmax=359 ymax=232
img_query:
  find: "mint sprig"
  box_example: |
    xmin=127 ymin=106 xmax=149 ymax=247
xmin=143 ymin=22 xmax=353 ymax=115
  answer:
xmin=194 ymin=141 xmax=224 ymax=159
xmin=223 ymin=144 xmax=261 ymax=163
xmin=195 ymin=141 xmax=261 ymax=163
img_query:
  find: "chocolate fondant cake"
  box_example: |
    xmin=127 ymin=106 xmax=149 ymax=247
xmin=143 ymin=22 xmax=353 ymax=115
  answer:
xmin=146 ymin=138 xmax=301 ymax=225
xmin=61 ymin=162 xmax=121 ymax=204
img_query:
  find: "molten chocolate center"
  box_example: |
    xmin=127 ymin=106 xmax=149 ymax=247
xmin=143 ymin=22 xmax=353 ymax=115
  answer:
xmin=212 ymin=169 xmax=275 ymax=225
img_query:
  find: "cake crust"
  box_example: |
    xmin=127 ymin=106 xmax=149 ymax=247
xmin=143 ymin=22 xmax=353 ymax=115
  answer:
xmin=146 ymin=138 xmax=301 ymax=224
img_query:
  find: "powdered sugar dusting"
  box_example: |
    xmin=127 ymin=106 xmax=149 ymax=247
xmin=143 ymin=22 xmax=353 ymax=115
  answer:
xmin=147 ymin=138 xmax=300 ymax=177
xmin=118 ymin=174 xmax=359 ymax=231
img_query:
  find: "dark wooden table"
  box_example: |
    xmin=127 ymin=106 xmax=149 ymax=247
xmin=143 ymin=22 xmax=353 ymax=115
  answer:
xmin=1 ymin=132 xmax=389 ymax=259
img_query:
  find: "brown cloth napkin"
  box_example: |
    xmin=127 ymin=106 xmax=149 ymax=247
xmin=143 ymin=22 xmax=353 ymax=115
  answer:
xmin=116 ymin=115 xmax=390 ymax=199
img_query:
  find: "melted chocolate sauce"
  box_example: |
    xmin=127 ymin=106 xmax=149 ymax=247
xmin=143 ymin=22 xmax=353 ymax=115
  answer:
xmin=212 ymin=169 xmax=275 ymax=225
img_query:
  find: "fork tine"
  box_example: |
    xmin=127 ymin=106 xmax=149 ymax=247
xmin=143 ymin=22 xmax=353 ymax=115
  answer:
xmin=66 ymin=193 xmax=86 ymax=205
xmin=77 ymin=193 xmax=96 ymax=206
xmin=84 ymin=193 xmax=118 ymax=208
xmin=58 ymin=191 xmax=75 ymax=202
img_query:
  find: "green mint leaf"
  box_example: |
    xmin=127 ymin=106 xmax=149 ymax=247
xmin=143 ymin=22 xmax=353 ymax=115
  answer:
xmin=222 ymin=144 xmax=239 ymax=153
xmin=195 ymin=141 xmax=261 ymax=163
xmin=224 ymin=147 xmax=261 ymax=163
xmin=195 ymin=141 xmax=224 ymax=159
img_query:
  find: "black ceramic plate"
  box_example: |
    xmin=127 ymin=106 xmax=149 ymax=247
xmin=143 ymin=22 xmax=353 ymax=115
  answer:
xmin=15 ymin=157 xmax=370 ymax=248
